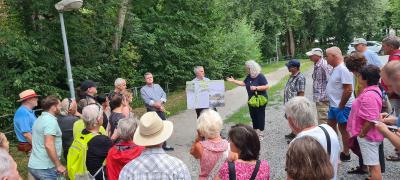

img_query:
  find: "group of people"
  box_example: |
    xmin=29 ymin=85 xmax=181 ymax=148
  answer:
xmin=1 ymin=35 xmax=400 ymax=180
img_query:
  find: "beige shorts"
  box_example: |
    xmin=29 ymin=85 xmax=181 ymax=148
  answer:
xmin=316 ymin=101 xmax=329 ymax=124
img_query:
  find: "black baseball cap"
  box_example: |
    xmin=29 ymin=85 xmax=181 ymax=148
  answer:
xmin=80 ymin=80 xmax=96 ymax=92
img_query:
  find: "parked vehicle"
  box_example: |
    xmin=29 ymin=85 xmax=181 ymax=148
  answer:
xmin=347 ymin=41 xmax=383 ymax=55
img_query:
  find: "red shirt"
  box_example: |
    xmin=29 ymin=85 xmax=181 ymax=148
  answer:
xmin=106 ymin=141 xmax=144 ymax=180
xmin=382 ymin=49 xmax=400 ymax=99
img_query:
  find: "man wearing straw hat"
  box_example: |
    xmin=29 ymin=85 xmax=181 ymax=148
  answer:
xmin=119 ymin=112 xmax=190 ymax=179
xmin=13 ymin=89 xmax=40 ymax=153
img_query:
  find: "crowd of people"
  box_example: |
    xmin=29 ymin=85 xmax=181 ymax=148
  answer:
xmin=0 ymin=35 xmax=400 ymax=180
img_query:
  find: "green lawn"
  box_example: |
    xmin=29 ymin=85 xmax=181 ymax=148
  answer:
xmin=225 ymin=60 xmax=313 ymax=124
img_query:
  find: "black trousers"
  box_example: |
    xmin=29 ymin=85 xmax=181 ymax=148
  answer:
xmin=195 ymin=108 xmax=217 ymax=118
xmin=146 ymin=108 xmax=168 ymax=147
xmin=248 ymin=105 xmax=266 ymax=131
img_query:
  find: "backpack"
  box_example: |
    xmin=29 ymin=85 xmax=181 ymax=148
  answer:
xmin=67 ymin=132 xmax=104 ymax=180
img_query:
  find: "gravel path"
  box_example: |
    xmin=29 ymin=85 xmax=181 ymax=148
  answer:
xmin=167 ymin=58 xmax=399 ymax=179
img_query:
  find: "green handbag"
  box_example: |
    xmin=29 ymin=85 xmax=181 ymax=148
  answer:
xmin=248 ymin=91 xmax=268 ymax=107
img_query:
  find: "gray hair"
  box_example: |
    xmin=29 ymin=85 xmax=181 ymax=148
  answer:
xmin=144 ymin=72 xmax=152 ymax=78
xmin=60 ymin=98 xmax=71 ymax=116
xmin=382 ymin=36 xmax=400 ymax=49
xmin=383 ymin=61 xmax=400 ymax=80
xmin=114 ymin=78 xmax=126 ymax=87
xmin=0 ymin=149 xmax=13 ymax=179
xmin=117 ymin=117 xmax=139 ymax=141
xmin=193 ymin=66 xmax=204 ymax=74
xmin=326 ymin=46 xmax=343 ymax=58
xmin=82 ymin=104 xmax=103 ymax=128
xmin=197 ymin=109 xmax=223 ymax=139
xmin=245 ymin=60 xmax=261 ymax=78
xmin=284 ymin=97 xmax=316 ymax=129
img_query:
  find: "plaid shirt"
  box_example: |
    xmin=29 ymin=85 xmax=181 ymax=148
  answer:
xmin=284 ymin=72 xmax=306 ymax=104
xmin=119 ymin=147 xmax=191 ymax=180
xmin=312 ymin=58 xmax=332 ymax=102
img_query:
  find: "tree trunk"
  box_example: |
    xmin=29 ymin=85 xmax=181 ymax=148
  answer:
xmin=288 ymin=27 xmax=295 ymax=58
xmin=112 ymin=0 xmax=132 ymax=51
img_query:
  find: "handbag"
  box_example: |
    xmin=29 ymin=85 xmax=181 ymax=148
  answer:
xmin=17 ymin=142 xmax=32 ymax=153
xmin=248 ymin=91 xmax=268 ymax=108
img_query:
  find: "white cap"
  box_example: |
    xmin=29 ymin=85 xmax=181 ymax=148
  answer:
xmin=306 ymin=48 xmax=323 ymax=57
xmin=352 ymin=38 xmax=367 ymax=45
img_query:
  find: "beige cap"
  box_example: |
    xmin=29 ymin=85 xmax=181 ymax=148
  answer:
xmin=306 ymin=48 xmax=323 ymax=57
xmin=134 ymin=112 xmax=173 ymax=146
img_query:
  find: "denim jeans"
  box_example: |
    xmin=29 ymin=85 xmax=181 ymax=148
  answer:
xmin=28 ymin=167 xmax=58 ymax=180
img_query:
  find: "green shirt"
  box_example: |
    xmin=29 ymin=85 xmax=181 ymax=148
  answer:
xmin=28 ymin=112 xmax=63 ymax=169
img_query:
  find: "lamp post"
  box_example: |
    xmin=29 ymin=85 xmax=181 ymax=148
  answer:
xmin=55 ymin=0 xmax=83 ymax=100
xmin=275 ymin=33 xmax=281 ymax=62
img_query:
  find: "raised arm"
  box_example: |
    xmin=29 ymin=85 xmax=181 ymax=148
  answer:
xmin=226 ymin=76 xmax=245 ymax=86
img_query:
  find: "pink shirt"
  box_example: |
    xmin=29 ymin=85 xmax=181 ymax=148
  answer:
xmin=218 ymin=160 xmax=270 ymax=180
xmin=347 ymin=85 xmax=384 ymax=142
xmin=198 ymin=139 xmax=229 ymax=179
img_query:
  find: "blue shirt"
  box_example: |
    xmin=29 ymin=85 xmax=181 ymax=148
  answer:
xmin=13 ymin=105 xmax=37 ymax=142
xmin=364 ymin=50 xmax=383 ymax=68
xmin=28 ymin=112 xmax=63 ymax=169
xmin=140 ymin=84 xmax=167 ymax=110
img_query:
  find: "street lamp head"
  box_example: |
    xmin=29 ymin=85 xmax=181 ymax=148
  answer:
xmin=55 ymin=0 xmax=83 ymax=12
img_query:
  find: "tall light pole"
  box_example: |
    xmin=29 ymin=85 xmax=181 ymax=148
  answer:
xmin=275 ymin=33 xmax=281 ymax=62
xmin=55 ymin=0 xmax=83 ymax=100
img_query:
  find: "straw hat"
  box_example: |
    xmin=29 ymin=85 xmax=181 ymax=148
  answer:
xmin=134 ymin=112 xmax=173 ymax=146
xmin=17 ymin=89 xmax=40 ymax=102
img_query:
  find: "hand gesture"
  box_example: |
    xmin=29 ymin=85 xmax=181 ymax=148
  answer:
xmin=226 ymin=76 xmax=235 ymax=82
xmin=375 ymin=121 xmax=389 ymax=134
xmin=250 ymin=86 xmax=257 ymax=91
xmin=56 ymin=164 xmax=67 ymax=176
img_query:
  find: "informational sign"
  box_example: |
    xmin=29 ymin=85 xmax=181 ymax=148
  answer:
xmin=186 ymin=80 xmax=225 ymax=109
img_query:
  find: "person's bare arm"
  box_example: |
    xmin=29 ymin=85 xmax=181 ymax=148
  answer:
xmin=190 ymin=141 xmax=203 ymax=159
xmin=359 ymin=121 xmax=374 ymax=137
xmin=376 ymin=122 xmax=400 ymax=149
xmin=23 ymin=132 xmax=32 ymax=144
xmin=227 ymin=77 xmax=245 ymax=86
xmin=338 ymin=84 xmax=353 ymax=109
xmin=44 ymin=135 xmax=65 ymax=173
xmin=250 ymin=85 xmax=269 ymax=91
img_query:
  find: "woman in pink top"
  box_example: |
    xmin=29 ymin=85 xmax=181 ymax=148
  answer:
xmin=190 ymin=109 xmax=229 ymax=179
xmin=347 ymin=65 xmax=383 ymax=180
xmin=217 ymin=124 xmax=270 ymax=180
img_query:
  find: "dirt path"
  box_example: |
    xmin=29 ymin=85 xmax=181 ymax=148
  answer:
xmin=166 ymin=66 xmax=290 ymax=178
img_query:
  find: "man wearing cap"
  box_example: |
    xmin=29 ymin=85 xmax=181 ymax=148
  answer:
xmin=13 ymin=89 xmax=40 ymax=153
xmin=119 ymin=112 xmax=190 ymax=179
xmin=78 ymin=80 xmax=98 ymax=113
xmin=307 ymin=48 xmax=333 ymax=124
xmin=353 ymin=38 xmax=383 ymax=68
xmin=140 ymin=72 xmax=174 ymax=151
xmin=284 ymin=59 xmax=306 ymax=141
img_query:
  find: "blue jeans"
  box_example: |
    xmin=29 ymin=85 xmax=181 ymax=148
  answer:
xmin=28 ymin=167 xmax=58 ymax=180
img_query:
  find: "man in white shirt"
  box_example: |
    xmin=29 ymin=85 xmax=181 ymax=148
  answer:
xmin=285 ymin=96 xmax=340 ymax=180
xmin=326 ymin=46 xmax=355 ymax=162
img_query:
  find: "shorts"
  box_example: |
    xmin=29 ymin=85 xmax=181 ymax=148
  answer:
xmin=358 ymin=137 xmax=381 ymax=166
xmin=316 ymin=101 xmax=329 ymax=124
xmin=328 ymin=106 xmax=351 ymax=124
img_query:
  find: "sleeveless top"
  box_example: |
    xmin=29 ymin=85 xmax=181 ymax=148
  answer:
xmin=198 ymin=139 xmax=229 ymax=179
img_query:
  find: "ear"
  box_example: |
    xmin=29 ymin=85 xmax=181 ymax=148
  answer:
xmin=287 ymin=116 xmax=298 ymax=133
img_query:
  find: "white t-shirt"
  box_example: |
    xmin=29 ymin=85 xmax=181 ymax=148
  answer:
xmin=294 ymin=124 xmax=340 ymax=180
xmin=326 ymin=63 xmax=354 ymax=107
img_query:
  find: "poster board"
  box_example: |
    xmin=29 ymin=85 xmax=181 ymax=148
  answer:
xmin=186 ymin=80 xmax=225 ymax=109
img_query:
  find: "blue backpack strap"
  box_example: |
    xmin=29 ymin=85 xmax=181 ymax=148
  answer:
xmin=250 ymin=160 xmax=261 ymax=180
xmin=228 ymin=161 xmax=236 ymax=180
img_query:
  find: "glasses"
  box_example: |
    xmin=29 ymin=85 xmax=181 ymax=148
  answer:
xmin=67 ymin=98 xmax=72 ymax=110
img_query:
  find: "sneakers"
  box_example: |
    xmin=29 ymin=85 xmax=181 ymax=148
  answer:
xmin=340 ymin=152 xmax=351 ymax=162
xmin=285 ymin=132 xmax=296 ymax=139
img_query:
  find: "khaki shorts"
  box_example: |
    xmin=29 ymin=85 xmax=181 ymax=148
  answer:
xmin=316 ymin=101 xmax=329 ymax=124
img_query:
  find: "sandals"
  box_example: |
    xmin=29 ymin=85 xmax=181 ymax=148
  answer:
xmin=347 ymin=166 xmax=367 ymax=174
xmin=386 ymin=155 xmax=400 ymax=161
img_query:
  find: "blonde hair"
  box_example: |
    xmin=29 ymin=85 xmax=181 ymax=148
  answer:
xmin=245 ymin=60 xmax=261 ymax=78
xmin=197 ymin=109 xmax=223 ymax=139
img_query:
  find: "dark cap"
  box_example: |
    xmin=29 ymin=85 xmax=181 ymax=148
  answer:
xmin=286 ymin=59 xmax=301 ymax=68
xmin=80 ymin=80 xmax=96 ymax=92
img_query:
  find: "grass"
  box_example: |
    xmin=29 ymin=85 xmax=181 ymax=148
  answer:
xmin=225 ymin=60 xmax=313 ymax=124
xmin=9 ymin=144 xmax=30 ymax=179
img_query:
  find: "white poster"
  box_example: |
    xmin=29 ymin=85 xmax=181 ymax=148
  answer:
xmin=186 ymin=80 xmax=225 ymax=109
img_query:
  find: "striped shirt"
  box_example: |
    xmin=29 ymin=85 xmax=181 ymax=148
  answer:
xmin=119 ymin=147 xmax=191 ymax=180
xmin=312 ymin=58 xmax=332 ymax=102
xmin=284 ymin=72 xmax=306 ymax=104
